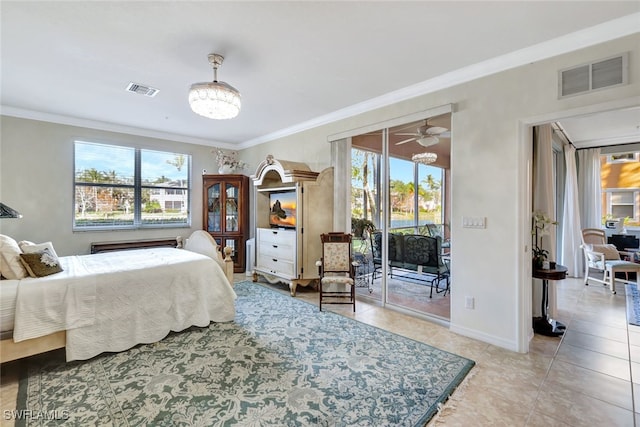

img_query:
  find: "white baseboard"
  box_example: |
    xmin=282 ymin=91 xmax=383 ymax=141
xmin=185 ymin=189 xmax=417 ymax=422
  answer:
xmin=449 ymin=323 xmax=522 ymax=353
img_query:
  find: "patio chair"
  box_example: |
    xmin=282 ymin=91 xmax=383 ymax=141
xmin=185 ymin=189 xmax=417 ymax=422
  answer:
xmin=581 ymin=228 xmax=640 ymax=294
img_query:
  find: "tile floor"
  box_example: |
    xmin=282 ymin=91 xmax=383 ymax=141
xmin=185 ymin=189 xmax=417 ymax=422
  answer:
xmin=1 ymin=274 xmax=638 ymax=426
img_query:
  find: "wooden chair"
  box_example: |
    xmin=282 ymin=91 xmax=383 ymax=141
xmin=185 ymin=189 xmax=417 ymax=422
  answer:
xmin=317 ymin=233 xmax=356 ymax=311
xmin=581 ymin=228 xmax=640 ymax=294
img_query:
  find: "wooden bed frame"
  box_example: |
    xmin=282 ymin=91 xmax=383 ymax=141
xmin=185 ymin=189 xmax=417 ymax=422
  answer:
xmin=0 ymin=238 xmax=235 ymax=364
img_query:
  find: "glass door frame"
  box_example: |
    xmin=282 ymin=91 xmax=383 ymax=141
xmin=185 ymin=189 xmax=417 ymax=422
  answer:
xmin=331 ymin=104 xmax=453 ymax=320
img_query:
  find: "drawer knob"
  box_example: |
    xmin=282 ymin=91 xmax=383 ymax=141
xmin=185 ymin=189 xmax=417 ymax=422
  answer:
xmin=272 ymin=258 xmax=278 ymax=262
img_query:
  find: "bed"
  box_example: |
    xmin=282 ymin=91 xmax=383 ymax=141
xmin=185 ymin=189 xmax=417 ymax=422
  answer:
xmin=0 ymin=232 xmax=236 ymax=362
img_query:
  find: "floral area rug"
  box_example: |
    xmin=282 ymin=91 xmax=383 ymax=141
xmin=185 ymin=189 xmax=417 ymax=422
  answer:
xmin=625 ymin=283 xmax=640 ymax=326
xmin=17 ymin=281 xmax=474 ymax=426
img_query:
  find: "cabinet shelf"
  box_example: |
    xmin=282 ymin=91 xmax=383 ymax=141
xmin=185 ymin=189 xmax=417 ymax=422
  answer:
xmin=203 ymin=174 xmax=249 ymax=273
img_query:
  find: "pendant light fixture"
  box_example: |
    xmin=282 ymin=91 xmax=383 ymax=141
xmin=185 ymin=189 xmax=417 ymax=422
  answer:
xmin=189 ymin=53 xmax=241 ymax=120
xmin=411 ymin=152 xmax=438 ymax=165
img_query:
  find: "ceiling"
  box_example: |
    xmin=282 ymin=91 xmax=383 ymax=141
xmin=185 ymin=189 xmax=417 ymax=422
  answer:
xmin=352 ymin=114 xmax=452 ymax=167
xmin=555 ymin=106 xmax=640 ymax=149
xmin=1 ymin=2 xmax=638 ymax=149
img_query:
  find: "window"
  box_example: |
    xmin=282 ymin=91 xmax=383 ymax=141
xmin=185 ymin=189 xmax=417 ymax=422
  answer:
xmin=606 ymin=190 xmax=638 ymax=220
xmin=607 ymin=152 xmax=639 ymax=164
xmin=351 ymin=147 xmax=444 ymax=232
xmin=74 ymin=141 xmax=191 ymax=230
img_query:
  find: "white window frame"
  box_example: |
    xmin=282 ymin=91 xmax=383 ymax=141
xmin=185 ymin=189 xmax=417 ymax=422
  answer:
xmin=606 ymin=152 xmax=639 ymax=164
xmin=604 ymin=188 xmax=639 ymax=221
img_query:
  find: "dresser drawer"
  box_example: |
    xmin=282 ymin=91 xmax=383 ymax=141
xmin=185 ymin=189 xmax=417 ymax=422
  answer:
xmin=257 ymin=255 xmax=295 ymax=277
xmin=258 ymin=228 xmax=296 ymax=246
xmin=259 ymin=242 xmax=294 ymax=261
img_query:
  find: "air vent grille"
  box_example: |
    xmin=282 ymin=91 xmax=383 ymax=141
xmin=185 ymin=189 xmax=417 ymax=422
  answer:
xmin=559 ymin=52 xmax=628 ymax=98
xmin=125 ymin=82 xmax=159 ymax=97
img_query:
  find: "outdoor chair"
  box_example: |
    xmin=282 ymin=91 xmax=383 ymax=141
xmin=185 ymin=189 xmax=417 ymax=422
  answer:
xmin=581 ymin=228 xmax=640 ymax=294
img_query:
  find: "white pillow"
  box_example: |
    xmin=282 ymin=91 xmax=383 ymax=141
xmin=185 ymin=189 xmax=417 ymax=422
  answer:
xmin=0 ymin=234 xmax=27 ymax=279
xmin=586 ymin=243 xmax=620 ymax=261
xmin=18 ymin=241 xmax=59 ymax=259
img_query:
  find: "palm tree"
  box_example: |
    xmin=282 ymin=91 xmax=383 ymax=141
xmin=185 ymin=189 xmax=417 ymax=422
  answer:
xmin=352 ymin=149 xmax=379 ymax=226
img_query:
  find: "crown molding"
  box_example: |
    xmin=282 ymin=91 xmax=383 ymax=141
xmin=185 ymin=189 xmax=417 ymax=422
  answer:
xmin=2 ymin=13 xmax=638 ymax=150
xmin=239 ymin=13 xmax=640 ymax=149
xmin=0 ymin=106 xmax=234 ymax=149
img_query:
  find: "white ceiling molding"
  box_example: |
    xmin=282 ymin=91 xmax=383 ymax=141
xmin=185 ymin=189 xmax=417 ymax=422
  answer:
xmin=0 ymin=106 xmax=235 ymax=149
xmin=327 ymin=104 xmax=454 ymax=143
xmin=2 ymin=11 xmax=638 ymax=150
xmin=239 ymin=13 xmax=640 ymax=149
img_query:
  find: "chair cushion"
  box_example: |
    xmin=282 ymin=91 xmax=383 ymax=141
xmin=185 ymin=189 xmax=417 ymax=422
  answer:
xmin=323 ymin=242 xmax=351 ymax=271
xmin=586 ymin=244 xmax=620 ymax=261
xmin=605 ymin=260 xmax=640 ymax=272
xmin=321 ymin=276 xmax=354 ymax=286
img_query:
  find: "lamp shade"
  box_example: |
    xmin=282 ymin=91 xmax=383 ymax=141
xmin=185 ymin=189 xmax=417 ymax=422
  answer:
xmin=189 ymin=53 xmax=241 ymax=120
xmin=412 ymin=152 xmax=437 ymax=165
xmin=0 ymin=203 xmax=22 ymax=218
xmin=189 ymin=81 xmax=241 ymax=120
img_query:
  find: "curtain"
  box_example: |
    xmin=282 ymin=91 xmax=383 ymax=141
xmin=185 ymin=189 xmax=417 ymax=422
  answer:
xmin=577 ymin=148 xmax=602 ymax=229
xmin=330 ymin=138 xmax=350 ymax=232
xmin=533 ymin=125 xmax=557 ymax=318
xmin=561 ymin=144 xmax=583 ymax=277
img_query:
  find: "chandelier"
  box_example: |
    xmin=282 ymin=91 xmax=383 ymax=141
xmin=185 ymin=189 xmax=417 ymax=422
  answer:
xmin=412 ymin=152 xmax=437 ymax=165
xmin=189 ymin=53 xmax=241 ymax=120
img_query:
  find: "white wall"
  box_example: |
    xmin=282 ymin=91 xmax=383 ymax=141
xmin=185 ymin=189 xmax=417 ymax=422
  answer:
xmin=238 ymin=34 xmax=640 ymax=351
xmin=2 ymin=34 xmax=638 ymax=352
xmin=0 ymin=117 xmax=221 ymax=256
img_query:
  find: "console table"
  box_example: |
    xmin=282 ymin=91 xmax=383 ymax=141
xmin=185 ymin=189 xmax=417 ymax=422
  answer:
xmin=533 ymin=265 xmax=568 ymax=337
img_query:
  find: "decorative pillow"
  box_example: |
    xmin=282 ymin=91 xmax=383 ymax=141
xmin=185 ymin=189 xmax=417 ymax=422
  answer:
xmin=586 ymin=243 xmax=620 ymax=261
xmin=0 ymin=234 xmax=27 ymax=280
xmin=18 ymin=240 xmax=59 ymax=259
xmin=19 ymin=248 xmax=63 ymax=278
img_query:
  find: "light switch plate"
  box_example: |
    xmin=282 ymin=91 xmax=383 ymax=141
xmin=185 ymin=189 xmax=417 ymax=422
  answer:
xmin=462 ymin=216 xmax=486 ymax=228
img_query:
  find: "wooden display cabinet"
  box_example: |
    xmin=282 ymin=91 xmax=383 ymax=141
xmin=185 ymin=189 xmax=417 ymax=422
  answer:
xmin=203 ymin=174 xmax=249 ymax=273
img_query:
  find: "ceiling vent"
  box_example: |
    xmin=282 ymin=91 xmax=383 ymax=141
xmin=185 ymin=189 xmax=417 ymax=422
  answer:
xmin=125 ymin=82 xmax=159 ymax=97
xmin=558 ymin=52 xmax=628 ymax=98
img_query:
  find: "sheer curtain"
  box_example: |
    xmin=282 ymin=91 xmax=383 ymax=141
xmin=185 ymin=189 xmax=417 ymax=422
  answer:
xmin=533 ymin=125 xmax=557 ymax=318
xmin=577 ymin=148 xmax=602 ymax=229
xmin=561 ymin=144 xmax=583 ymax=277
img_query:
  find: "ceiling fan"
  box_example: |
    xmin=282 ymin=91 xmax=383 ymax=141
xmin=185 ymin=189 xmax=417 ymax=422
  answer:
xmin=395 ymin=120 xmax=449 ymax=147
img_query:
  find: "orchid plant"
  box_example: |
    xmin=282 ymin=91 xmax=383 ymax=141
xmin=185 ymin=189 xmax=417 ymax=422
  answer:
xmin=531 ymin=210 xmax=558 ymax=266
xmin=212 ymin=148 xmax=247 ymax=170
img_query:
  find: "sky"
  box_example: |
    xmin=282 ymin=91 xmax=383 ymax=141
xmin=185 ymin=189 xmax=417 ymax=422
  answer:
xmin=390 ymin=157 xmax=442 ymax=185
xmin=75 ymin=141 xmax=188 ymax=182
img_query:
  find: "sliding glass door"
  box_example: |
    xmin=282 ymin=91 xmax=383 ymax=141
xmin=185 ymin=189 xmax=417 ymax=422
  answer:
xmin=350 ymin=113 xmax=452 ymax=320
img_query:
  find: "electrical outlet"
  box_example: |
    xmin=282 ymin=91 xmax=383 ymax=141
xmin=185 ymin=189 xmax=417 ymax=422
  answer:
xmin=465 ymin=296 xmax=475 ymax=309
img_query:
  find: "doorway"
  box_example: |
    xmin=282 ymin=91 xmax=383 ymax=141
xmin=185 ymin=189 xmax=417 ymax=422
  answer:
xmin=518 ymin=99 xmax=640 ymax=352
xmin=349 ymin=112 xmax=452 ymax=321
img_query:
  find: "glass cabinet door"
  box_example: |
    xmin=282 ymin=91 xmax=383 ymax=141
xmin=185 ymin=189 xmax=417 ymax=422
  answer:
xmin=207 ymin=183 xmax=221 ymax=232
xmin=225 ymin=183 xmax=239 ymax=232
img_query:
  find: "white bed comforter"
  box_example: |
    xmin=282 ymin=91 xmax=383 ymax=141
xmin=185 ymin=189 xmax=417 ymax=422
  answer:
xmin=13 ymin=248 xmax=236 ymax=361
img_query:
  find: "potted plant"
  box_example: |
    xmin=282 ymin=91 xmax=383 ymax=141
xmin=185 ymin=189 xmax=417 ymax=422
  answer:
xmin=212 ymin=148 xmax=246 ymax=174
xmin=531 ymin=211 xmax=557 ymax=268
xmin=351 ymin=217 xmax=376 ymax=238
